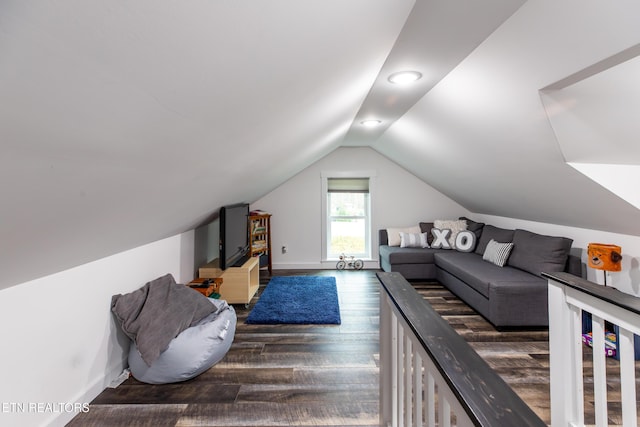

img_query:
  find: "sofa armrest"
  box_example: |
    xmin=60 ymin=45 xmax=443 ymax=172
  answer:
xmin=489 ymin=280 xmax=549 ymax=328
xmin=379 ymin=229 xmax=389 ymax=246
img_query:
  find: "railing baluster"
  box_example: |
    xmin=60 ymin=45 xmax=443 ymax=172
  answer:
xmin=380 ymin=294 xmax=392 ymax=427
xmin=438 ymin=395 xmax=451 ymax=427
xmin=391 ymin=309 xmax=398 ymax=427
xmin=572 ymin=305 xmax=585 ymax=426
xmin=591 ymin=314 xmax=609 ymax=427
xmin=425 ymin=369 xmax=435 ymax=427
xmin=405 ymin=336 xmax=412 ymax=427
xmin=397 ymin=321 xmax=404 ymax=427
xmin=619 ymin=327 xmax=637 ymax=427
xmin=414 ymin=351 xmax=423 ymax=426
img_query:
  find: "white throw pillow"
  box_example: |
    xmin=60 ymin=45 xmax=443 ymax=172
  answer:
xmin=387 ymin=226 xmax=421 ymax=246
xmin=434 ymin=219 xmax=467 ymax=248
xmin=482 ymin=239 xmax=514 ymax=267
xmin=400 ymin=232 xmax=430 ymax=248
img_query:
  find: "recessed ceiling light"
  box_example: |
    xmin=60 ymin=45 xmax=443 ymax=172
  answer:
xmin=388 ymin=70 xmax=422 ymax=84
xmin=360 ymin=119 xmax=382 ymax=127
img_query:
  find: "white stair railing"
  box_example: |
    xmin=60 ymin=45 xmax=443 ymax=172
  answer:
xmin=378 ymin=272 xmax=545 ymax=427
xmin=381 ymin=295 xmax=474 ymax=427
xmin=546 ymin=272 xmax=640 ymax=427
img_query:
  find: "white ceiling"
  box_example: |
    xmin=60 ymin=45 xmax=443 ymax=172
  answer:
xmin=1 ymin=0 xmax=640 ymax=289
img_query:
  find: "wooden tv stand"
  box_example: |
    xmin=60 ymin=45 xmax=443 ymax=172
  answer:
xmin=198 ymin=256 xmax=259 ymax=306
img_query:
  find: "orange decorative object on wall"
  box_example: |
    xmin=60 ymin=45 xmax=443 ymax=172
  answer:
xmin=588 ymin=243 xmax=622 ymax=272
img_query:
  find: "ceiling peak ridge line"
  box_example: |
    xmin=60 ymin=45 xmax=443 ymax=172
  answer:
xmin=341 ymin=0 xmax=529 ymax=147
xmin=541 ymin=42 xmax=640 ymax=91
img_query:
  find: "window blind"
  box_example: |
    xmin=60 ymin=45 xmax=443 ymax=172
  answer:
xmin=327 ymin=178 xmax=369 ymax=193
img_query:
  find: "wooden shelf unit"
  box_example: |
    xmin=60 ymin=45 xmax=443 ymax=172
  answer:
xmin=249 ymin=213 xmax=272 ymax=274
xmin=198 ymin=256 xmax=259 ymax=305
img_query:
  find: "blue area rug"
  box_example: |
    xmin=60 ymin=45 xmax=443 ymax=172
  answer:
xmin=245 ymin=276 xmax=341 ymax=324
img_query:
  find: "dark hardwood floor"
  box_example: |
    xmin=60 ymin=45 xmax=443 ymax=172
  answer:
xmin=68 ymin=270 xmax=636 ymax=426
xmin=69 ymin=270 xmax=381 ymax=427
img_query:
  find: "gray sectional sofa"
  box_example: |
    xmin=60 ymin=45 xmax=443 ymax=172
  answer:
xmin=379 ymin=218 xmax=584 ymax=328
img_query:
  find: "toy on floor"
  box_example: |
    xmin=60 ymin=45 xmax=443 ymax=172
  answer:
xmin=582 ymin=331 xmax=617 ymax=358
xmin=336 ymin=253 xmax=363 ymax=270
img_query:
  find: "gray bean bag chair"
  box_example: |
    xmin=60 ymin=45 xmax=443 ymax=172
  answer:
xmin=128 ymin=298 xmax=236 ymax=384
xmin=111 ymin=274 xmax=236 ymax=384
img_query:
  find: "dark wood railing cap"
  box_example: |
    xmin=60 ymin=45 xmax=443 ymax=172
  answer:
xmin=543 ymin=271 xmax=640 ymax=316
xmin=377 ymin=271 xmax=546 ymax=427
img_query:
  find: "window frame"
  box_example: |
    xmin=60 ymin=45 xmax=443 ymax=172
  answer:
xmin=321 ymin=171 xmax=376 ymax=262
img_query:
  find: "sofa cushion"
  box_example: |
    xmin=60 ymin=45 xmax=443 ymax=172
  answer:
xmin=507 ymin=229 xmax=573 ymax=277
xmin=474 ymin=225 xmax=515 ymax=255
xmin=419 ymin=222 xmax=435 ymax=245
xmin=482 ymin=239 xmax=514 ymax=267
xmin=434 ymin=251 xmax=541 ymax=298
xmin=380 ymin=245 xmax=441 ymax=265
xmin=434 ymin=219 xmax=467 ymax=249
xmin=488 ymin=279 xmax=549 ymax=327
xmin=400 ymin=232 xmax=429 ymax=248
xmin=387 ymin=226 xmax=421 ymax=246
xmin=459 ymin=216 xmax=485 ymax=242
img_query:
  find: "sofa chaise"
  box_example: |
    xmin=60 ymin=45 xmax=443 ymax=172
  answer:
xmin=379 ymin=218 xmax=584 ymax=328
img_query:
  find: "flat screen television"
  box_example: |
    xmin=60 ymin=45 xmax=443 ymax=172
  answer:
xmin=219 ymin=203 xmax=250 ymax=270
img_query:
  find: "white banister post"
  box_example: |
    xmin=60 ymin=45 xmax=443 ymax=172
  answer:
xmin=548 ymin=279 xmax=584 ymax=426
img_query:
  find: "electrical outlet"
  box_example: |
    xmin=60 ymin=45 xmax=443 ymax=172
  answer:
xmin=282 ymin=245 xmax=287 ymax=254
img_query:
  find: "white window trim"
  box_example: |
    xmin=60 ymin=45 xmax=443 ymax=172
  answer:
xmin=321 ymin=170 xmax=376 ymax=263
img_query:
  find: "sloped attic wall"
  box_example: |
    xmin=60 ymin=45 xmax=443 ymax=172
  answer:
xmin=0 ymin=0 xmax=414 ymax=291
xmin=372 ymin=0 xmax=640 ymax=237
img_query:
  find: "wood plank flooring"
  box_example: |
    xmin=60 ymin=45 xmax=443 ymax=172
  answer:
xmin=68 ymin=270 xmax=638 ymax=426
xmin=69 ymin=270 xmax=381 ymax=427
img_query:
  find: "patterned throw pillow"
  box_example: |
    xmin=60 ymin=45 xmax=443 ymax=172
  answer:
xmin=387 ymin=226 xmax=421 ymax=246
xmin=434 ymin=219 xmax=467 ymax=249
xmin=482 ymin=239 xmax=514 ymax=267
xmin=400 ymin=232 xmax=430 ymax=248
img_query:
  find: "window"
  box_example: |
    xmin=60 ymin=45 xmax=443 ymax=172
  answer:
xmin=325 ymin=177 xmax=371 ymax=260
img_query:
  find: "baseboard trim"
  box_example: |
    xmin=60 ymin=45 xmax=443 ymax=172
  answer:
xmin=273 ymin=261 xmax=380 ymax=270
xmin=45 ymin=359 xmax=127 ymax=427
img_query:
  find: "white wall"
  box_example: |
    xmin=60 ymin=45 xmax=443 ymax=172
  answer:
xmin=0 ymin=231 xmax=195 ymax=427
xmin=252 ymin=146 xmax=640 ymax=296
xmin=251 ymin=147 xmax=469 ymax=269
xmin=473 ymin=214 xmax=640 ymax=296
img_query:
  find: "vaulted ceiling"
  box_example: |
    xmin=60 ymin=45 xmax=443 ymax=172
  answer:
xmin=1 ymin=0 xmax=639 ymax=290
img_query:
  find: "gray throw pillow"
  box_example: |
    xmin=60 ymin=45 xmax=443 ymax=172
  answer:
xmin=458 ymin=216 xmax=485 ymax=242
xmin=419 ymin=222 xmax=435 ymax=245
xmin=507 ymin=229 xmax=573 ymax=277
xmin=474 ymin=225 xmax=515 ymax=255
